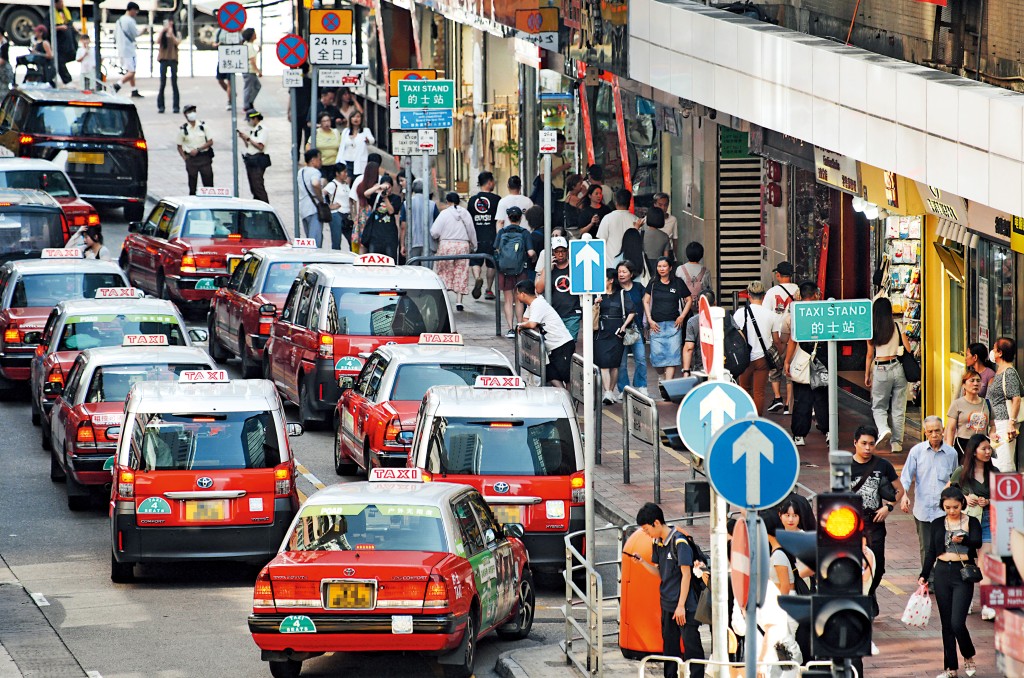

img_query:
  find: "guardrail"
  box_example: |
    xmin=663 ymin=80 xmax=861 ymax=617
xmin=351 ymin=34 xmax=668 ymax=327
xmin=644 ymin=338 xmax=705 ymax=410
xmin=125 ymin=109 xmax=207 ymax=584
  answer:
xmin=570 ymin=353 xmax=602 ymax=464
xmin=621 ymin=386 xmax=662 ymax=502
xmin=406 ymin=253 xmax=502 ymax=337
xmin=637 ymin=655 xmax=802 ymax=677
xmin=514 ymin=327 xmax=547 ymax=384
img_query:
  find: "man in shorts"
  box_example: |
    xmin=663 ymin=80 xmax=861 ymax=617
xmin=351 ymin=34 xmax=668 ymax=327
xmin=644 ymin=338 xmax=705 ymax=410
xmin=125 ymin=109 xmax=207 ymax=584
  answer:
xmin=468 ymin=171 xmax=500 ymax=301
xmin=494 ymin=206 xmax=533 ymax=337
xmin=516 ymin=280 xmax=574 ymax=388
xmin=113 ymin=2 xmax=146 ymax=98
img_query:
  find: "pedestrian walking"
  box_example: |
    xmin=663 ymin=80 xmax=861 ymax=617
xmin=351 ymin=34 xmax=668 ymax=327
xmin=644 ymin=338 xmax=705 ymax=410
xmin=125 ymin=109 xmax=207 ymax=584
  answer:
xmin=763 ymin=262 xmax=798 ymax=413
xmin=987 ymin=336 xmax=1022 ymax=471
xmin=494 ymin=207 xmax=533 ymax=337
xmin=155 ymin=20 xmax=180 ymax=114
xmin=213 ymin=28 xmax=233 ymax=110
xmin=68 ymin=225 xmax=110 ymax=260
xmin=653 ymin=192 xmax=678 ymax=256
xmin=175 ymin=105 xmax=214 ymax=195
xmin=784 ymin=281 xmax=829 ymax=446
xmin=865 ymin=297 xmax=913 ymax=452
xmin=619 ymin=217 xmax=648 ymax=284
xmin=468 ymin=172 xmax=501 ymax=301
xmin=556 ymin=173 xmax=585 ymax=235
xmin=641 ymin=207 xmax=670 ymax=279
xmin=965 ymin=343 xmax=996 ymax=396
xmin=533 ymin=236 xmax=581 ymax=340
xmin=113 ymin=2 xmax=146 ymax=98
xmin=597 ymin=189 xmax=637 ymax=266
xmin=595 ymin=268 xmax=636 ymax=404
xmin=310 ymin=113 xmax=341 ymax=180
xmin=675 ymin=241 xmax=711 ymax=309
xmin=495 ymin=176 xmax=533 ymax=230
xmin=337 ymin=88 xmax=362 ymax=126
xmin=0 ymin=33 xmax=14 ymax=93
xmin=297 ymin=149 xmax=327 ymax=246
xmin=901 ymin=416 xmax=959 ymax=580
xmin=644 ymin=257 xmax=690 ymax=387
xmin=430 ymin=192 xmax=477 ymax=311
xmin=918 ymin=486 xmax=982 ymax=678
xmin=630 ymin=502 xmax=707 ymax=678
xmin=52 ymin=0 xmax=74 ymax=85
xmin=850 ymin=425 xmax=903 ymax=617
xmin=950 ymin=433 xmax=996 ymax=621
xmin=400 ymin=180 xmax=439 ymax=263
xmin=944 ymin=370 xmax=995 ymax=461
xmin=734 ymin=281 xmax=775 ymax=416
xmin=682 ymin=287 xmax=713 ymax=378
xmin=361 ymin=175 xmax=402 ymax=260
xmin=616 ymin=260 xmax=648 ymax=397
xmin=352 ymin=161 xmax=382 ymax=250
xmin=516 ymin=280 xmax=574 ymax=388
xmin=324 ymin=164 xmax=352 ymax=251
xmin=238 ymin=110 xmax=269 ymax=203
xmin=239 ymin=28 xmax=261 ymax=113
xmin=575 ymin=183 xmax=611 ymax=236
xmin=339 ymin=111 xmax=374 ymax=177
xmin=766 ymin=495 xmax=814 ymax=662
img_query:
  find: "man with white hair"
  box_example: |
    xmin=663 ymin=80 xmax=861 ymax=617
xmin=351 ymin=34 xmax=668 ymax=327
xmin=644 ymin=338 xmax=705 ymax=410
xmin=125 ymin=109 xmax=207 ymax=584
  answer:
xmin=900 ymin=415 xmax=958 ymax=580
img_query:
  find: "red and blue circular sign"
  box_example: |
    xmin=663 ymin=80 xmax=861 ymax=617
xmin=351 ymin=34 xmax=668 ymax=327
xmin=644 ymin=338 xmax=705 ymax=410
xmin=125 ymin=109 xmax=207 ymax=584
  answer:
xmin=276 ymin=34 xmax=308 ymax=68
xmin=217 ymin=1 xmax=247 ymax=32
xmin=320 ymin=11 xmax=341 ymax=32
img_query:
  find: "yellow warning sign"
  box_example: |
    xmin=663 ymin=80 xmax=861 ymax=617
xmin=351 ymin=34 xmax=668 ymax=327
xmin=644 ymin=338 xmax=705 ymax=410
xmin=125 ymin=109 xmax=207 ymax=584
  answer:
xmin=310 ymin=9 xmax=353 ymax=35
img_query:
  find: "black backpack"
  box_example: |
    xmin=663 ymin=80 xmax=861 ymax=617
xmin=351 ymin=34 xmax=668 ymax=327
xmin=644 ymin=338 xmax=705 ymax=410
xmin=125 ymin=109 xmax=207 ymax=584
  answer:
xmin=723 ymin=316 xmax=751 ymax=378
xmin=495 ymin=226 xmax=529 ymax=275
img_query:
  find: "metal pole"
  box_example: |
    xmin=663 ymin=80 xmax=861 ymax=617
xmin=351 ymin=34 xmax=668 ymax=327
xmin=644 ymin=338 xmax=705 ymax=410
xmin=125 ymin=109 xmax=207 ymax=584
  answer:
xmin=621 ymin=394 xmax=630 ymax=485
xmin=188 ymin=0 xmax=194 ymax=77
xmin=309 ymin=67 xmax=318 ymax=150
xmin=231 ymin=72 xmax=239 ymax=197
xmin=582 ymin=289 xmax=595 ymax=568
xmin=828 ymin=341 xmax=838 ymax=452
xmin=422 ymin=151 xmax=430 ymax=255
xmin=595 ymin=364 xmax=602 ymax=464
xmin=653 ymin=402 xmax=661 ymax=503
xmin=49 ymin=0 xmax=58 ymax=73
xmin=745 ymin=513 xmax=759 ymax=678
xmin=291 ymin=86 xmax=300 ymax=238
xmin=709 ymin=304 xmax=729 ymax=678
xmin=93 ymin=4 xmax=101 ymax=89
xmin=543 ymin=152 xmax=552 ymax=303
xmin=148 ymin=10 xmax=153 ymax=76
xmin=403 ymin=156 xmax=412 ymax=262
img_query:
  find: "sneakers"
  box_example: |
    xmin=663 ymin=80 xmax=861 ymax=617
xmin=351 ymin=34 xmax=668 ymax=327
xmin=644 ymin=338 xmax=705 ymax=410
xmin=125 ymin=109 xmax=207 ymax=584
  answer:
xmin=964 ymin=658 xmax=977 ymax=676
xmin=611 ymin=389 xmax=624 ymax=403
xmin=982 ymin=605 xmax=996 ymax=621
xmin=226 ymin=101 xmax=232 ymax=110
xmin=484 ymin=290 xmax=495 ymax=301
xmin=877 ymin=429 xmax=892 ymax=447
xmin=471 ymin=279 xmax=483 ymax=299
xmin=455 ymin=303 xmax=464 ymax=312
xmin=825 ymin=432 xmax=831 ymax=445
xmin=636 ymin=386 xmax=649 ymax=397
xmin=505 ymin=329 xmax=515 ymax=338
xmin=767 ymin=398 xmax=785 ymax=413
xmin=131 ymin=90 xmax=143 ymax=98
xmin=891 ymin=442 xmax=903 ymax=453
xmin=936 ymin=671 xmax=958 ymax=678
xmin=794 ymin=436 xmax=806 ymax=446
xmin=783 ymin=405 xmax=791 ymax=415
xmin=112 ymin=83 xmax=121 ymax=93
xmin=602 ymin=390 xmax=615 ymax=405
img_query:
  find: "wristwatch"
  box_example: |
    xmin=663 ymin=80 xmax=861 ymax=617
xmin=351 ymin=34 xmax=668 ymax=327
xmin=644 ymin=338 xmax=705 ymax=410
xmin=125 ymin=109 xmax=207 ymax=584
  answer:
xmin=884 ymin=503 xmax=895 ymax=512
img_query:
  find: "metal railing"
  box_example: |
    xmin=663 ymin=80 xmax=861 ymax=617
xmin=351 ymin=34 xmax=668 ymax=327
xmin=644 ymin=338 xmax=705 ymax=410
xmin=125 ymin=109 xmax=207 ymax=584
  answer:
xmin=621 ymin=386 xmax=662 ymax=502
xmin=637 ymin=655 xmax=802 ymax=677
xmin=514 ymin=327 xmax=547 ymax=384
xmin=406 ymin=253 xmax=502 ymax=336
xmin=570 ymin=353 xmax=602 ymax=463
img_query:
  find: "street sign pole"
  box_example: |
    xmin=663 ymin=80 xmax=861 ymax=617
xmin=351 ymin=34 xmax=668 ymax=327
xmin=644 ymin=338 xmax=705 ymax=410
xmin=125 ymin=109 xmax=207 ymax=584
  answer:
xmin=709 ymin=302 xmax=728 ymax=678
xmin=582 ymin=285 xmax=595 ymax=565
xmin=291 ymin=86 xmax=300 ymax=237
xmin=829 ymin=341 xmax=838 ymax=452
xmin=422 ymin=151 xmax=431 ymax=256
xmin=745 ymin=512 xmax=759 ymax=678
xmin=231 ymin=72 xmax=239 ymax=197
xmin=309 ymin=66 xmax=318 ymax=150
xmin=542 ymin=152 xmax=552 ymax=303
xmin=404 ymin=156 xmax=412 ymax=260
xmin=188 ymin=0 xmax=195 ymax=77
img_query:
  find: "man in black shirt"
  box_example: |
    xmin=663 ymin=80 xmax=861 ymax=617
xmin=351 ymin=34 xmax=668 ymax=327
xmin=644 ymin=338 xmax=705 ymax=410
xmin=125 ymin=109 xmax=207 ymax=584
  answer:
xmin=469 ymin=171 xmax=501 ymax=301
xmin=315 ymin=90 xmax=342 ymax=129
xmin=534 ymin=237 xmax=581 ymax=340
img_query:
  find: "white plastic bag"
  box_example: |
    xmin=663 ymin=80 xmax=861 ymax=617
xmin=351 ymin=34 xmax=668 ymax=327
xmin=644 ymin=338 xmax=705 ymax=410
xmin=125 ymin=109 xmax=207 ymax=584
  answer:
xmin=901 ymin=584 xmax=932 ymax=628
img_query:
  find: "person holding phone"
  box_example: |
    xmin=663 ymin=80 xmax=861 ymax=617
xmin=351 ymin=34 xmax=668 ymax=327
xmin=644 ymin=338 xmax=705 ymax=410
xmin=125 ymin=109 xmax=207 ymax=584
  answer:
xmin=594 ymin=268 xmax=635 ymax=404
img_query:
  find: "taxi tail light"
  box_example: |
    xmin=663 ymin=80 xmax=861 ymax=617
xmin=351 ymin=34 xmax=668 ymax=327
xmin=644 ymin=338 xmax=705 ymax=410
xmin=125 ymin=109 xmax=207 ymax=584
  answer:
xmin=258 ymin=315 xmax=274 ymax=334
xmin=194 ymin=254 xmax=227 ymax=270
xmin=116 ymin=469 xmax=134 ymax=499
xmin=384 ymin=418 xmax=409 ymax=445
xmin=59 ymin=213 xmax=69 ymax=241
xmin=253 ymin=567 xmax=276 ymax=610
xmin=46 ymin=367 xmax=64 ymax=390
xmin=423 ymin=573 xmax=449 ymax=608
xmin=87 ymin=211 xmax=100 ymax=226
xmin=133 ymin=140 xmax=147 ymax=150
xmin=378 ymin=580 xmax=430 ymax=606
xmin=570 ymin=472 xmax=585 ymax=504
xmin=317 ymin=333 xmax=334 ymax=360
xmin=270 ymin=579 xmax=319 ymax=607
xmin=274 ymin=465 xmax=292 ymax=496
xmin=76 ymin=422 xmax=97 ymax=445
xmin=180 ymin=253 xmax=197 ymax=274
xmin=3 ymin=328 xmax=20 ymax=344
xmin=18 ymin=134 xmax=33 ymax=146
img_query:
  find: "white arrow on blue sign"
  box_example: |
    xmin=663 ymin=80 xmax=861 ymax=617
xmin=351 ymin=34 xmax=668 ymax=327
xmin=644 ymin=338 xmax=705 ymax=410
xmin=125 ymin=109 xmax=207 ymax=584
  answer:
xmin=569 ymin=239 xmax=605 ymax=295
xmin=706 ymin=418 xmax=800 ymax=510
xmin=675 ymin=381 xmax=756 ymax=459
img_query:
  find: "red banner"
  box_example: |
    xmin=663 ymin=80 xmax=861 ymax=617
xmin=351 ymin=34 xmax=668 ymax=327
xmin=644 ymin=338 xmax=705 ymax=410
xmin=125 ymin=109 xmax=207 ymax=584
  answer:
xmin=914 ymin=0 xmax=946 ymax=5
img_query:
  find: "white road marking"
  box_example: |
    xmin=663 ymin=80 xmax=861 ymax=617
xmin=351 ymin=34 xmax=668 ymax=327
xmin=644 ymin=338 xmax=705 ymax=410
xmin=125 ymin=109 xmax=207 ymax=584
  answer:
xmin=295 ymin=461 xmax=326 ymax=490
xmin=29 ymin=592 xmax=49 ymax=607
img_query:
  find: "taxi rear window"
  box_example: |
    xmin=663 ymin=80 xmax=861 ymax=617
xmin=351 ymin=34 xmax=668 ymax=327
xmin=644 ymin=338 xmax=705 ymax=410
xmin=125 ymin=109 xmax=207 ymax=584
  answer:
xmin=287 ymin=504 xmax=447 ymax=553
xmin=132 ymin=411 xmax=281 ymax=471
xmin=86 ymin=363 xmax=211 ymax=402
xmin=58 ymin=314 xmax=185 ymax=351
xmin=0 ymin=170 xmax=75 ymax=198
xmin=427 ymin=417 xmax=578 ymax=476
xmin=0 ymin=212 xmax=62 ymax=255
xmin=182 ymin=209 xmax=286 ymax=240
xmin=27 ymin=103 xmax=143 ymax=138
xmin=391 ymin=363 xmax=512 ymax=401
xmin=326 ymin=288 xmax=451 ymax=337
xmin=263 ymin=262 xmax=301 ymax=294
xmin=12 ymin=273 xmax=124 ymax=308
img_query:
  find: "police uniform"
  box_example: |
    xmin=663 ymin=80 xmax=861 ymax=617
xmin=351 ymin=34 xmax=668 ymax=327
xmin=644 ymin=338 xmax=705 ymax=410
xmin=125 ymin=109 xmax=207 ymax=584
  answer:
xmin=241 ymin=113 xmax=269 ymax=202
xmin=176 ymin=111 xmax=214 ymax=195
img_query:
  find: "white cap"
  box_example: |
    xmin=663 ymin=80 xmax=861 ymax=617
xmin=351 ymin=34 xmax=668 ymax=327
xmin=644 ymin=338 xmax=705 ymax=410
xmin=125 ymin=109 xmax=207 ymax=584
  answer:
xmin=551 ymin=237 xmax=569 ymax=250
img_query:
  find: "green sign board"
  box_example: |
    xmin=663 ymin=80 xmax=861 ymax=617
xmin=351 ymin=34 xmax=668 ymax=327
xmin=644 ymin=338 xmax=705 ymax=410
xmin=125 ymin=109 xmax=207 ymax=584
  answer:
xmin=791 ymin=300 xmax=873 ymax=342
xmin=397 ymin=79 xmax=455 ymax=110
xmin=719 ymin=128 xmax=749 ymax=159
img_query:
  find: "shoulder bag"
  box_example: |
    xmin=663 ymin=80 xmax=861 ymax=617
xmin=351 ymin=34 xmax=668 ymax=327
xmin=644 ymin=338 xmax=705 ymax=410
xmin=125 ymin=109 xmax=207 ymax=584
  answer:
xmin=897 ymin=324 xmax=921 ymax=383
xmin=809 ymin=349 xmax=829 ymax=391
xmin=790 ymin=343 xmax=813 ymax=385
xmin=620 ymin=290 xmax=640 ymax=346
xmin=301 ymin=169 xmax=332 ymax=223
xmin=744 ymin=305 xmax=777 ymax=370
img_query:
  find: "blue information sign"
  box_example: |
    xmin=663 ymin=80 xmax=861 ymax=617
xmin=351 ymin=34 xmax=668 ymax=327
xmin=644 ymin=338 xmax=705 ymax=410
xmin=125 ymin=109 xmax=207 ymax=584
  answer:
xmin=398 ymin=109 xmax=454 ymax=130
xmin=706 ymin=418 xmax=800 ymax=510
xmin=568 ymin=239 xmax=605 ymax=295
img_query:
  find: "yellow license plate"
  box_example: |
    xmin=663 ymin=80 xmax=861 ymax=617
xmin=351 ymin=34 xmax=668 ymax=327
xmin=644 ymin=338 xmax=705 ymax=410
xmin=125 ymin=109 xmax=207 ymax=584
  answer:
xmin=185 ymin=499 xmax=227 ymax=521
xmin=492 ymin=505 xmax=524 ymax=526
xmin=228 ymin=257 xmax=241 ymax=272
xmin=325 ymin=581 xmax=375 ymax=609
xmin=68 ymin=152 xmax=105 ymax=165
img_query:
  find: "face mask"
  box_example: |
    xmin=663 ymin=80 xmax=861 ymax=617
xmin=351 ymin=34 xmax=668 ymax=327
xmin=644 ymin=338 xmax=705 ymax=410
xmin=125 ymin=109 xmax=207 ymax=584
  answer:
xmin=185 ymin=113 xmax=197 ymax=122
xmin=991 ymin=350 xmax=998 ymax=363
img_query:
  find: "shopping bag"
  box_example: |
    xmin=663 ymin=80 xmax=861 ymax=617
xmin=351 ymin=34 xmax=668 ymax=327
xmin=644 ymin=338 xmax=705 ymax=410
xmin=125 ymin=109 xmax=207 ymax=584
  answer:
xmin=900 ymin=584 xmax=932 ymax=628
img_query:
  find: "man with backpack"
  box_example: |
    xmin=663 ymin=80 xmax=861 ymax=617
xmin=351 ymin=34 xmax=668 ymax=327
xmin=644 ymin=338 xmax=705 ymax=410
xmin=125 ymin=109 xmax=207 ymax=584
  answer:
xmin=628 ymin=502 xmax=707 ymax=678
xmin=675 ymin=241 xmax=711 ymax=311
xmin=763 ymin=261 xmax=799 ymax=414
xmin=494 ymin=206 xmax=534 ymax=337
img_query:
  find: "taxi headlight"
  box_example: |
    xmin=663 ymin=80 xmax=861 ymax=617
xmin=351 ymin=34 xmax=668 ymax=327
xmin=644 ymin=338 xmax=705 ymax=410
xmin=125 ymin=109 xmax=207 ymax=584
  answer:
xmin=545 ymin=500 xmax=565 ymax=520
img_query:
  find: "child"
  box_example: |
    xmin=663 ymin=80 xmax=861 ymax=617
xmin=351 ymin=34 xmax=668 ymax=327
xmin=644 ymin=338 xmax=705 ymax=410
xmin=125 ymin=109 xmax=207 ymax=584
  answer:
xmin=76 ymin=33 xmax=95 ymax=90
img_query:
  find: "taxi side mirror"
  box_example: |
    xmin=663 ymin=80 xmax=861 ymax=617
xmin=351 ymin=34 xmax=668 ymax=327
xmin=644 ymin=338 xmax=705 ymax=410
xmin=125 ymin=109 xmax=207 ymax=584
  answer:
xmin=338 ymin=376 xmax=355 ymax=391
xmin=286 ymin=423 xmax=304 ymax=437
xmin=22 ymin=331 xmax=41 ymax=345
xmin=128 ymin=221 xmax=143 ymax=234
xmin=259 ymin=303 xmax=276 ymax=316
xmin=214 ymin=276 xmax=230 ymax=289
xmin=188 ymin=329 xmax=208 ymax=343
xmin=502 ymin=523 xmax=525 ymax=539
xmin=43 ymin=381 xmax=63 ymax=396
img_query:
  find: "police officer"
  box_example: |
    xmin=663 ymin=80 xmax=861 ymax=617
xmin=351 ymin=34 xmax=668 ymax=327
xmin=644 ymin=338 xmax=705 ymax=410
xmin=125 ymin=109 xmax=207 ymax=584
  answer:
xmin=238 ymin=110 xmax=269 ymax=203
xmin=175 ymin=104 xmax=214 ymax=195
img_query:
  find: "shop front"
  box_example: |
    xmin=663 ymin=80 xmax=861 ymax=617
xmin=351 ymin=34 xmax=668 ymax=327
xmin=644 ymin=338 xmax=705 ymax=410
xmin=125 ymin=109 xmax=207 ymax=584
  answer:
xmin=965 ymin=202 xmax=1018 ymax=372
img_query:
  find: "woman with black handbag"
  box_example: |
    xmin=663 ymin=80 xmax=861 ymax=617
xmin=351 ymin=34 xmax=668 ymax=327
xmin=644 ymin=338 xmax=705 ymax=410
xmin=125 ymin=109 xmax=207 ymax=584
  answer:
xmin=949 ymin=434 xmax=996 ymax=620
xmin=919 ymin=486 xmax=983 ymax=678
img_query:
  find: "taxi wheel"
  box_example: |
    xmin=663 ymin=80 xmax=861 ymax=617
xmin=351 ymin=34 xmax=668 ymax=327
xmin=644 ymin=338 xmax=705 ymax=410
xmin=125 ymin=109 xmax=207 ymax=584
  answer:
xmin=268 ymin=659 xmax=302 ymax=678
xmin=49 ymin=452 xmax=66 ymax=482
xmin=41 ymin=420 xmax=52 ymax=451
xmin=442 ymin=611 xmax=477 ymax=678
xmin=497 ymin=568 xmax=535 ymax=640
xmin=207 ymin=314 xmax=229 ymax=362
xmin=333 ymin=429 xmax=357 ymax=476
xmin=110 ymin=552 xmax=135 ymax=583
xmin=239 ymin=334 xmax=259 ymax=378
xmin=30 ymin=394 xmax=40 ymax=426
xmin=299 ymin=382 xmax=326 ymax=430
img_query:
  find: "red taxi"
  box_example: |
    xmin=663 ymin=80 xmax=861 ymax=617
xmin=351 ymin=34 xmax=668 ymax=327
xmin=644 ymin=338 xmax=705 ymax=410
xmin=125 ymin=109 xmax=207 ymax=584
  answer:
xmin=0 ymin=158 xmax=99 ymax=231
xmin=409 ymin=376 xmax=585 ymax=576
xmin=119 ymin=196 xmax=290 ymax=308
xmin=335 ymin=333 xmax=513 ymax=474
xmin=46 ymin=339 xmax=216 ymax=510
xmin=248 ymin=468 xmax=534 ymax=678
xmin=264 ymin=254 xmax=455 ymax=429
xmin=29 ymin=293 xmax=203 ymax=432
xmin=208 ymin=243 xmax=354 ymax=377
xmin=110 ymin=371 xmax=303 ymax=583
xmin=0 ymin=252 xmax=127 ymax=388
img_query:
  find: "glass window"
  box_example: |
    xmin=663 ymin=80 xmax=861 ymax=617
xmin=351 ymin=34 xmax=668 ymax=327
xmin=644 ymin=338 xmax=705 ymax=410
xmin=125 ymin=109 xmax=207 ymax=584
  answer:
xmin=426 ymin=416 xmax=578 ymax=476
xmin=452 ymin=497 xmax=485 ymax=556
xmin=950 ymin=278 xmax=965 ymax=355
xmin=363 ymin=359 xmax=387 ymax=400
xmin=326 ymin=287 xmax=451 ymax=337
xmin=262 ymin=262 xmax=305 ymax=294
xmin=467 ymin=493 xmax=502 ymax=545
xmin=237 ymin=256 xmax=260 ymax=295
xmin=0 ymin=170 xmax=75 ymax=198
xmin=63 ymin=358 xmax=85 ymax=402
xmin=11 ymin=272 xmax=125 ymax=308
xmin=86 ymin=363 xmax=210 ymax=403
xmin=286 ymin=503 xmax=447 ymax=553
xmin=0 ymin=211 xmax=63 ymax=254
xmin=294 ymin=280 xmax=315 ymax=327
xmin=280 ymin=279 xmax=302 ymax=323
xmin=390 ymin=363 xmax=512 ymax=401
xmin=58 ymin=314 xmax=186 ymax=351
xmin=971 ymin=239 xmax=1015 ymax=348
xmin=181 ymin=209 xmax=287 ymax=241
xmin=27 ymin=104 xmax=143 ymax=138
xmin=135 ymin=410 xmax=281 ymax=471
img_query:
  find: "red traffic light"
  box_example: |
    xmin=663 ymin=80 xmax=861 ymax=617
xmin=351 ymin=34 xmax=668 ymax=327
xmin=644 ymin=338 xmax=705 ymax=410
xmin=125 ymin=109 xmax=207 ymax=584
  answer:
xmin=822 ymin=504 xmax=860 ymax=540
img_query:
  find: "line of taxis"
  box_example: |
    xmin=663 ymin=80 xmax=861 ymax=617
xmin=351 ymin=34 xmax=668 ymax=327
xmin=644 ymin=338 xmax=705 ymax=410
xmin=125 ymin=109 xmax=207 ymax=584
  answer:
xmin=8 ymin=203 xmax=590 ymax=676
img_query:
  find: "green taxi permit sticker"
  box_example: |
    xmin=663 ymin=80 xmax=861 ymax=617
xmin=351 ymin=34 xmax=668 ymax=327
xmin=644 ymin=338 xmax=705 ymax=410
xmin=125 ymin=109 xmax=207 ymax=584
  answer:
xmin=335 ymin=356 xmax=363 ymax=372
xmin=102 ymin=457 xmax=114 ymax=471
xmin=194 ymin=278 xmax=216 ymax=291
xmin=280 ymin=615 xmax=317 ymax=634
xmin=137 ymin=497 xmax=171 ymax=514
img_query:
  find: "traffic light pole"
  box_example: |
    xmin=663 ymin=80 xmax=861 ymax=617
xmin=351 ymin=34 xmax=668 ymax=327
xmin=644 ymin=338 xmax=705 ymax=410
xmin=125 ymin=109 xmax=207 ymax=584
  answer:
xmin=542 ymin=152 xmax=552 ymax=303
xmin=744 ymin=513 xmax=760 ymax=678
xmin=707 ymin=305 xmax=730 ymax=677
xmin=828 ymin=341 xmax=838 ymax=452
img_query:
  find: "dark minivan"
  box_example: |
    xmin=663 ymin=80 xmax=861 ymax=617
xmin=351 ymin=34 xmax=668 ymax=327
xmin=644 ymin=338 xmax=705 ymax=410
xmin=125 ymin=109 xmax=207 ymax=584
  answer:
xmin=0 ymin=88 xmax=147 ymax=221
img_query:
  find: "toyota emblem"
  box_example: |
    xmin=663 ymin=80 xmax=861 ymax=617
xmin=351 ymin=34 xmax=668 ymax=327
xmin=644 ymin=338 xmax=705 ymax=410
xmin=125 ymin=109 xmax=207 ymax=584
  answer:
xmin=196 ymin=476 xmax=214 ymax=489
xmin=344 ymin=567 xmax=355 ymax=576
xmin=493 ymin=481 xmax=510 ymax=494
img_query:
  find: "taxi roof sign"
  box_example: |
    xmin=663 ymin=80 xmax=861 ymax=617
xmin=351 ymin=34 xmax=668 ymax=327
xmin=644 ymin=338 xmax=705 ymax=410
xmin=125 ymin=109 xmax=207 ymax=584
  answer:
xmin=418 ymin=333 xmax=463 ymax=346
xmin=196 ymin=187 xmax=234 ymax=197
xmin=369 ymin=467 xmax=424 ymax=483
xmin=354 ymin=253 xmax=395 ymax=267
xmin=179 ymin=370 xmax=230 ymax=383
xmin=41 ymin=248 xmax=83 ymax=259
xmin=474 ymin=375 xmax=525 ymax=389
xmin=96 ymin=287 xmax=143 ymax=299
xmin=122 ymin=334 xmax=168 ymax=346
xmin=292 ymin=238 xmax=317 ymax=248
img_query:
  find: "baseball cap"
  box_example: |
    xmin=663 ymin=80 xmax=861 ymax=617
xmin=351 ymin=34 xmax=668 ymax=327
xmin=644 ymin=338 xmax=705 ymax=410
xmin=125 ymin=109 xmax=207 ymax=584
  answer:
xmin=506 ymin=206 xmax=523 ymax=219
xmin=748 ymin=281 xmax=766 ymax=295
xmin=247 ymin=110 xmax=263 ymax=120
xmin=551 ymin=237 xmax=568 ymax=250
xmin=183 ymin=104 xmax=197 ymax=113
xmin=773 ymin=261 xmax=794 ymax=276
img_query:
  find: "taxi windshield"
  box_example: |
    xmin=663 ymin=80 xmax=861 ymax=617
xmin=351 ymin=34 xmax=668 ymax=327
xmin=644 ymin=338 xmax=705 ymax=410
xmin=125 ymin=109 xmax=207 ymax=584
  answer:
xmin=326 ymin=288 xmax=451 ymax=337
xmin=263 ymin=262 xmax=303 ymax=294
xmin=86 ymin=363 xmax=210 ymax=402
xmin=0 ymin=170 xmax=75 ymax=198
xmin=0 ymin=211 xmax=62 ymax=256
xmin=133 ymin=411 xmax=281 ymax=471
xmin=287 ymin=503 xmax=447 ymax=553
xmin=390 ymin=363 xmax=513 ymax=401
xmin=11 ymin=273 xmax=124 ymax=308
xmin=428 ymin=417 xmax=578 ymax=476
xmin=58 ymin=314 xmax=186 ymax=351
xmin=182 ymin=209 xmax=287 ymax=240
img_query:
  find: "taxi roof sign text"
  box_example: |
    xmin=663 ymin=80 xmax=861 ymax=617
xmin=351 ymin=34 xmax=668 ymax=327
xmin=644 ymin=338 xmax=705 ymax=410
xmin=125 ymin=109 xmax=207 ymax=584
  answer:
xmin=474 ymin=375 xmax=525 ymax=389
xmin=292 ymin=238 xmax=317 ymax=248
xmin=418 ymin=333 xmax=463 ymax=346
xmin=42 ymin=248 xmax=83 ymax=259
xmin=369 ymin=467 xmax=424 ymax=482
xmin=122 ymin=334 xmax=168 ymax=346
xmin=354 ymin=253 xmax=395 ymax=266
xmin=96 ymin=287 xmax=143 ymax=299
xmin=179 ymin=370 xmax=230 ymax=383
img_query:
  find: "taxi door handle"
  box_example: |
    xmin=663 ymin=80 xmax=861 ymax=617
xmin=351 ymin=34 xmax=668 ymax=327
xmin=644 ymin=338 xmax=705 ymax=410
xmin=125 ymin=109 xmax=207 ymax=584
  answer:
xmin=164 ymin=490 xmax=246 ymax=499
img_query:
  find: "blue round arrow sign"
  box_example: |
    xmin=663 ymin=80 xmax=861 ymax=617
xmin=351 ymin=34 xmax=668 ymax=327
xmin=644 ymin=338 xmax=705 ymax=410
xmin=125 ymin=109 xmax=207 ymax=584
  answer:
xmin=705 ymin=418 xmax=799 ymax=510
xmin=675 ymin=381 xmax=756 ymax=459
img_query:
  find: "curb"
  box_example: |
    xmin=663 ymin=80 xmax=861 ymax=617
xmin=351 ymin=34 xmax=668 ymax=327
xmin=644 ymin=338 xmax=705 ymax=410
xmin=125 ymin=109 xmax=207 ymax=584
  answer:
xmin=595 ymin=491 xmax=633 ymax=528
xmin=494 ymin=649 xmax=532 ymax=678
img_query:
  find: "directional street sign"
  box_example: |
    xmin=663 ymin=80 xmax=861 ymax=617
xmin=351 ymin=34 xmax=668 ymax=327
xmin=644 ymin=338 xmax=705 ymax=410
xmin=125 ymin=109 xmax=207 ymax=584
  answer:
xmin=398 ymin=109 xmax=453 ymax=130
xmin=791 ymin=299 xmax=873 ymax=342
xmin=217 ymin=1 xmax=246 ymax=32
xmin=310 ymin=34 xmax=353 ymax=65
xmin=706 ymin=418 xmax=800 ymax=510
xmin=276 ymin=34 xmax=308 ymax=68
xmin=699 ymin=295 xmax=714 ymax=372
xmin=217 ymin=44 xmax=247 ymax=73
xmin=398 ymin=79 xmax=455 ymax=110
xmin=568 ymin=239 xmax=605 ymax=295
xmin=675 ymin=381 xmax=756 ymax=459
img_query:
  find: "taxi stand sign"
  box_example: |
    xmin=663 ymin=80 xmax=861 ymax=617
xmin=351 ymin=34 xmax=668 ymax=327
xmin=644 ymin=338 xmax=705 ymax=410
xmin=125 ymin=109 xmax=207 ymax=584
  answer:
xmin=42 ymin=248 xmax=83 ymax=259
xmin=179 ymin=370 xmax=230 ymax=383
xmin=474 ymin=375 xmax=525 ymax=389
xmin=354 ymin=253 xmax=396 ymax=267
xmin=122 ymin=334 xmax=168 ymax=346
xmin=418 ymin=333 xmax=463 ymax=346
xmin=96 ymin=287 xmax=143 ymax=299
